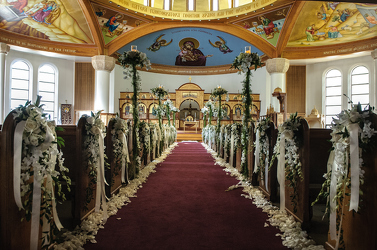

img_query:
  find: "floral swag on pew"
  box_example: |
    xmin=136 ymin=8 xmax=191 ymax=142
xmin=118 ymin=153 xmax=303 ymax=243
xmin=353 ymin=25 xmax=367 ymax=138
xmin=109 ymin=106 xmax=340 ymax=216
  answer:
xmin=83 ymin=111 xmax=109 ymax=222
xmin=312 ymin=103 xmax=376 ymax=249
xmin=110 ymin=116 xmax=130 ymax=184
xmin=271 ymin=113 xmax=303 ymax=213
xmin=254 ymin=117 xmax=270 ymax=188
xmin=13 ymin=96 xmax=70 ymax=249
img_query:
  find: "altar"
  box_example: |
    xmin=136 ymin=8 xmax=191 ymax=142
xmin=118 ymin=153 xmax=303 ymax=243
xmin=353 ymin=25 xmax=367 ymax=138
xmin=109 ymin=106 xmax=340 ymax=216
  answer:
xmin=184 ymin=121 xmax=199 ymax=132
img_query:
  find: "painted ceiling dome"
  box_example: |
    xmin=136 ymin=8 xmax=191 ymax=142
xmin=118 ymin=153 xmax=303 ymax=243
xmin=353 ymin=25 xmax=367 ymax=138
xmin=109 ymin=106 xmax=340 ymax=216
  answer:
xmin=1 ymin=0 xmax=376 ymax=74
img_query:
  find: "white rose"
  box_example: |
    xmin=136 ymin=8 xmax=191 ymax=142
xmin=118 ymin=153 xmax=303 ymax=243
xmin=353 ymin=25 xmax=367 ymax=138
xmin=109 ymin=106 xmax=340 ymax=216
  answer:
xmin=29 ymin=134 xmax=39 ymax=146
xmin=24 ymin=119 xmax=38 ymax=132
xmin=91 ymin=126 xmax=100 ymax=135
xmin=87 ymin=116 xmax=95 ymax=125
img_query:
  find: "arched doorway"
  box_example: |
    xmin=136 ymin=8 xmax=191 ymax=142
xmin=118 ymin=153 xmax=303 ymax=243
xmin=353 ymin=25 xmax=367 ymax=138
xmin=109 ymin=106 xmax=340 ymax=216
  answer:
xmin=178 ymin=99 xmax=200 ymax=130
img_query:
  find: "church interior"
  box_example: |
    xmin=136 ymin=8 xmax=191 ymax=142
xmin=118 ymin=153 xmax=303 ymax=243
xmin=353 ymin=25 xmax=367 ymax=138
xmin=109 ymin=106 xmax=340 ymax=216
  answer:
xmin=0 ymin=0 xmax=377 ymax=249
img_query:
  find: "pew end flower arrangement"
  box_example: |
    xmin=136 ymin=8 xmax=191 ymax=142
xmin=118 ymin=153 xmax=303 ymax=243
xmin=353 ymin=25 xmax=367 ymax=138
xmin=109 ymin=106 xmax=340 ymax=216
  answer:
xmin=13 ymin=95 xmax=70 ymax=248
xmin=271 ymin=112 xmax=304 ymax=213
xmin=211 ymin=86 xmax=228 ymax=153
xmin=254 ymin=117 xmax=271 ymax=186
xmin=312 ymin=103 xmax=376 ymax=248
xmin=231 ymin=51 xmax=261 ymax=179
xmin=119 ymin=49 xmax=151 ymax=177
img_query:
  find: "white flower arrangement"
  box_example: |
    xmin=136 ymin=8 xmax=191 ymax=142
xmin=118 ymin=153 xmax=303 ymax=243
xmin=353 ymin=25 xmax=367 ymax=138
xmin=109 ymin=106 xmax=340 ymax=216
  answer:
xmin=110 ymin=117 xmax=130 ymax=183
xmin=312 ymin=104 xmax=376 ymax=247
xmin=13 ymin=96 xmax=70 ymax=248
xmin=118 ymin=50 xmax=151 ymax=79
xmin=271 ymin=113 xmax=303 ymax=213
xmin=254 ymin=118 xmax=270 ymax=176
xmin=231 ymin=123 xmax=242 ymax=155
xmin=83 ymin=111 xmax=108 ymax=210
xmin=139 ymin=121 xmax=151 ymax=164
xmin=231 ymin=52 xmax=262 ymax=74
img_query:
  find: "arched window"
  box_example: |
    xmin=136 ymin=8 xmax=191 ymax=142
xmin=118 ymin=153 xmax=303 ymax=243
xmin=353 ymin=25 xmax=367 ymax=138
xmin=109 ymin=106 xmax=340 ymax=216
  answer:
xmin=38 ymin=64 xmax=57 ymax=120
xmin=325 ymin=69 xmax=342 ymax=128
xmin=351 ymin=66 xmax=369 ymax=109
xmin=10 ymin=60 xmax=31 ymax=110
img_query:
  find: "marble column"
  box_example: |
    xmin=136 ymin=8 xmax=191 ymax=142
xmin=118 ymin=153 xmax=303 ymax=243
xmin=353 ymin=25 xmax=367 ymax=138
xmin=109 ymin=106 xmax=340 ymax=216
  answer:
xmin=91 ymin=55 xmax=115 ymax=113
xmin=371 ymin=49 xmax=377 ymax=108
xmin=0 ymin=43 xmax=10 ymax=123
xmin=266 ymin=58 xmax=289 ymax=113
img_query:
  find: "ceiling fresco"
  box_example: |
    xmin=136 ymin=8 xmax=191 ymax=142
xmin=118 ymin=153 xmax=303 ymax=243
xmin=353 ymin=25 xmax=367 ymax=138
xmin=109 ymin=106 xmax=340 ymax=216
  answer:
xmin=117 ymin=28 xmax=263 ymax=67
xmin=233 ymin=6 xmax=291 ymax=47
xmin=287 ymin=2 xmax=377 ymax=47
xmin=0 ymin=0 xmax=94 ymax=44
xmin=91 ymin=3 xmax=148 ymax=45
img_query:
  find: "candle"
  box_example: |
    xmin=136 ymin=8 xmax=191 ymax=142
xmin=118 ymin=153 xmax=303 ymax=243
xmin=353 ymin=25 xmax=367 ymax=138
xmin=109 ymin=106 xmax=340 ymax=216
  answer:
xmin=245 ymin=46 xmax=251 ymax=54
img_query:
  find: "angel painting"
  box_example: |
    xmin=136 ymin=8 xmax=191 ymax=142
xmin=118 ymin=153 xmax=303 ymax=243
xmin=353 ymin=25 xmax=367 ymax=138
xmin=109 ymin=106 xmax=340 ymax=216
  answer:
xmin=147 ymin=34 xmax=173 ymax=52
xmin=208 ymin=36 xmax=233 ymax=54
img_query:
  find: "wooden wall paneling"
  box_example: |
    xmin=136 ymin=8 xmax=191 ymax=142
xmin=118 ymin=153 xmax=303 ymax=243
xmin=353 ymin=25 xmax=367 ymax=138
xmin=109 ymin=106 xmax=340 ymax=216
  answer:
xmin=75 ymin=63 xmax=95 ymax=115
xmin=286 ymin=65 xmax=306 ymax=114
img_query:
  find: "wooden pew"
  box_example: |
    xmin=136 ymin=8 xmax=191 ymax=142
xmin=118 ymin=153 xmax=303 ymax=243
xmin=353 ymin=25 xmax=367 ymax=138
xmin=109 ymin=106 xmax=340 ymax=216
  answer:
xmin=258 ymin=121 xmax=278 ymax=202
xmin=105 ymin=119 xmax=123 ymax=198
xmin=0 ymin=112 xmax=35 ymax=249
xmin=283 ymin=119 xmax=331 ymax=229
xmin=326 ymin=113 xmax=377 ymax=250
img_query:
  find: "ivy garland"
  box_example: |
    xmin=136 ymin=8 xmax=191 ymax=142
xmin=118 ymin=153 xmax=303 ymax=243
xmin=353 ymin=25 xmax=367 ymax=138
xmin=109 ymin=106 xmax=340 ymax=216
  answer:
xmin=13 ymin=96 xmax=70 ymax=248
xmin=83 ymin=111 xmax=109 ymax=210
xmin=119 ymin=50 xmax=151 ymax=178
xmin=271 ymin=113 xmax=304 ymax=213
xmin=231 ymin=51 xmax=261 ymax=179
xmin=139 ymin=121 xmax=150 ymax=165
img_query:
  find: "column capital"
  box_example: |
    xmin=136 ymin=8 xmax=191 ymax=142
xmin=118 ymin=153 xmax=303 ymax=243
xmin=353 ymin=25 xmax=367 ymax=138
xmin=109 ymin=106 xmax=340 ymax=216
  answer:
xmin=91 ymin=55 xmax=116 ymax=72
xmin=0 ymin=43 xmax=10 ymax=54
xmin=266 ymin=58 xmax=289 ymax=74
xmin=371 ymin=49 xmax=377 ymax=60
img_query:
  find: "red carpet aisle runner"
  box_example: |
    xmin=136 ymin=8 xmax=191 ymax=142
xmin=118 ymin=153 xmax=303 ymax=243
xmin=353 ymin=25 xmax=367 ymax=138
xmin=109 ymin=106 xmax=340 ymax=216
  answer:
xmin=85 ymin=142 xmax=287 ymax=250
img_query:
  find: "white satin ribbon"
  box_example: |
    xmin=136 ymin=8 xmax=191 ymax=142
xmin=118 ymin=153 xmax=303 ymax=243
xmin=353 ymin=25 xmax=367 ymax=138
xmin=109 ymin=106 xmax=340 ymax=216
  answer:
xmin=277 ymin=135 xmax=286 ymax=211
xmin=265 ymin=156 xmax=269 ymax=192
xmin=121 ymin=133 xmax=130 ymax=183
xmin=220 ymin=131 xmax=223 ymax=157
xmin=230 ymin=132 xmax=234 ymax=167
xmin=254 ymin=130 xmax=260 ymax=173
xmin=328 ymin=151 xmax=337 ymax=240
xmin=96 ymin=132 xmax=108 ymax=223
xmin=348 ymin=123 xmax=360 ymax=212
xmin=14 ymin=120 xmax=26 ymax=209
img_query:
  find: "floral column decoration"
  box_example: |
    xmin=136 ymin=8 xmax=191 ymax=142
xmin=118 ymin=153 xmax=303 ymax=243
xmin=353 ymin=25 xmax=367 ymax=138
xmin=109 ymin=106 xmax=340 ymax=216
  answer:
xmin=201 ymin=106 xmax=209 ymax=128
xmin=171 ymin=106 xmax=180 ymax=127
xmin=118 ymin=49 xmax=151 ymax=177
xmin=231 ymin=51 xmax=261 ymax=178
xmin=151 ymin=85 xmax=168 ymax=154
xmin=211 ymin=86 xmax=228 ymax=153
xmin=163 ymin=99 xmax=174 ymax=126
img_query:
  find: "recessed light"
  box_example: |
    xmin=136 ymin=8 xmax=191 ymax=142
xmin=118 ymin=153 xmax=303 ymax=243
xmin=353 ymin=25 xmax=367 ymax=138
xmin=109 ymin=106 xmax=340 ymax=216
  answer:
xmin=135 ymin=11 xmax=137 ymax=13
xmin=126 ymin=8 xmax=128 ymax=10
xmin=262 ymin=7 xmax=265 ymax=9
xmin=236 ymin=15 xmax=238 ymax=17
xmin=109 ymin=1 xmax=112 ymax=3
xmin=117 ymin=5 xmax=120 ymax=7
xmin=199 ymin=20 xmax=201 ymax=21
xmin=162 ymin=18 xmax=164 ymax=19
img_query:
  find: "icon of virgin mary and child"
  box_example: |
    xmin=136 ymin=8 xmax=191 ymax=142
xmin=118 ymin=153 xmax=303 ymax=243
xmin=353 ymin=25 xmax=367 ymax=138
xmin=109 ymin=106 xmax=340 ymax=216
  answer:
xmin=175 ymin=38 xmax=212 ymax=66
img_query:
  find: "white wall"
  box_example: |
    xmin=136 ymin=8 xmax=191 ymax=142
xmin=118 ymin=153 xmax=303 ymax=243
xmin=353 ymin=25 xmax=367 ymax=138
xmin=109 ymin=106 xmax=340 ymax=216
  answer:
xmin=112 ymin=64 xmax=268 ymax=116
xmin=305 ymin=55 xmax=375 ymax=116
xmin=4 ymin=49 xmax=75 ymax=123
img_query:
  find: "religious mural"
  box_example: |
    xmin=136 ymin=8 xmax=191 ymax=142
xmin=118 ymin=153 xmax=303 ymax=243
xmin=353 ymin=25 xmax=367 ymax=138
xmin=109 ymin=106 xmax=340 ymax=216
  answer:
xmin=287 ymin=2 xmax=377 ymax=47
xmin=118 ymin=28 xmax=263 ymax=67
xmin=92 ymin=3 xmax=146 ymax=45
xmin=233 ymin=6 xmax=291 ymax=47
xmin=0 ymin=0 xmax=93 ymax=43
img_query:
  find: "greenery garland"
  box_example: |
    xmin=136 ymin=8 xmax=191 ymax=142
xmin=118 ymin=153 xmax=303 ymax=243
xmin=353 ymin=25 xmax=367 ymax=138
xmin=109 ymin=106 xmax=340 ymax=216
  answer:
xmin=83 ymin=111 xmax=109 ymax=210
xmin=271 ymin=113 xmax=304 ymax=213
xmin=119 ymin=50 xmax=151 ymax=177
xmin=224 ymin=124 xmax=232 ymax=159
xmin=231 ymin=123 xmax=242 ymax=155
xmin=211 ymin=86 xmax=228 ymax=153
xmin=151 ymin=85 xmax=168 ymax=154
xmin=254 ymin=117 xmax=270 ymax=182
xmin=13 ymin=96 xmax=70 ymax=247
xmin=231 ymin=51 xmax=261 ymax=179
xmin=139 ymin=121 xmax=150 ymax=165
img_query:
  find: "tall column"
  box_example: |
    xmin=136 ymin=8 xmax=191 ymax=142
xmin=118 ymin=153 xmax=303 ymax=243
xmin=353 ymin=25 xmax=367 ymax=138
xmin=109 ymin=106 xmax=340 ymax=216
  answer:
xmin=91 ymin=55 xmax=115 ymax=113
xmin=0 ymin=43 xmax=10 ymax=123
xmin=371 ymin=49 xmax=377 ymax=108
xmin=266 ymin=58 xmax=289 ymax=113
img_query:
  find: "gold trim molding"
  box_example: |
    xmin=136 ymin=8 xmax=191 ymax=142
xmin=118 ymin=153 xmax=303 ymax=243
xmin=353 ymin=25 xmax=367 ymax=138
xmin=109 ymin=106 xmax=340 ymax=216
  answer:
xmin=111 ymin=0 xmax=278 ymax=20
